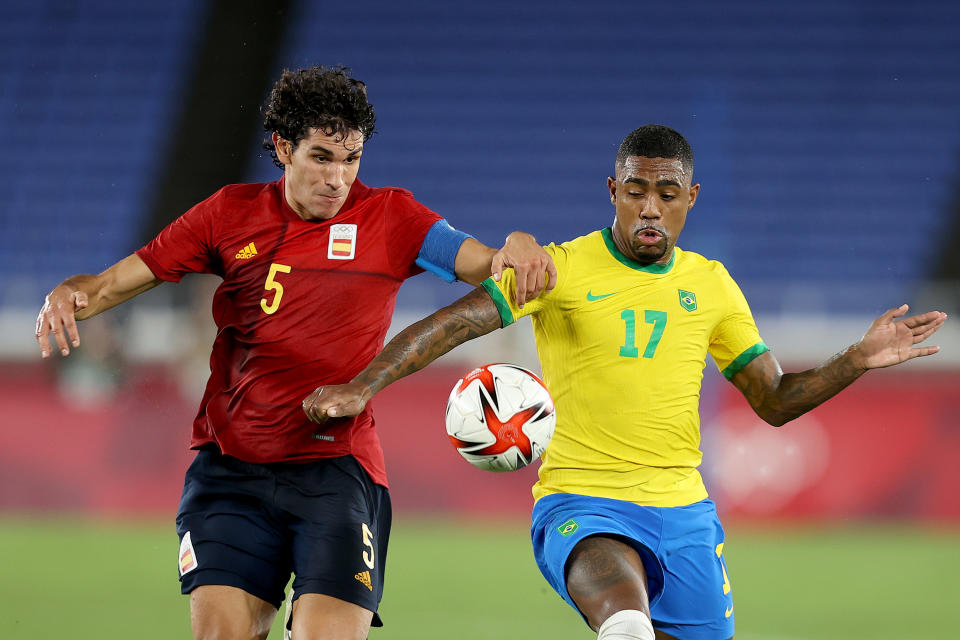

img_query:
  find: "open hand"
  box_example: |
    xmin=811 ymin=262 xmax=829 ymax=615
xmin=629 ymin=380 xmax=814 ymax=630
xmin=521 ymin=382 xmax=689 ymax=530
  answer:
xmin=36 ymin=287 xmax=88 ymax=358
xmin=853 ymin=304 xmax=947 ymax=370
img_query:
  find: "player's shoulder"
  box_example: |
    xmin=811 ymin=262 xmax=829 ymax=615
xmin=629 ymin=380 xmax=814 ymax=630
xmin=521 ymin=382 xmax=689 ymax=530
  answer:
xmin=675 ymin=247 xmax=735 ymax=281
xmin=183 ymin=181 xmax=278 ymax=225
xmin=211 ymin=181 xmax=276 ymax=203
xmin=343 ymin=181 xmax=434 ymax=220
xmin=544 ymin=228 xmax=605 ymax=259
xmin=370 ymin=185 xmax=415 ymax=199
xmin=355 ymin=181 xmax=416 ymax=204
xmin=530 ymin=229 xmax=606 ymax=296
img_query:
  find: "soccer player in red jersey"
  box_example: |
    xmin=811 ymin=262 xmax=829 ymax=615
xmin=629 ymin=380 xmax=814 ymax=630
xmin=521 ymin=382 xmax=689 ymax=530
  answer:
xmin=35 ymin=66 xmax=556 ymax=640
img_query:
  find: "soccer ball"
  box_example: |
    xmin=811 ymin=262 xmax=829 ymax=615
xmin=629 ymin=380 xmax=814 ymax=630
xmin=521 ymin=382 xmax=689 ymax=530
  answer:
xmin=445 ymin=363 xmax=556 ymax=472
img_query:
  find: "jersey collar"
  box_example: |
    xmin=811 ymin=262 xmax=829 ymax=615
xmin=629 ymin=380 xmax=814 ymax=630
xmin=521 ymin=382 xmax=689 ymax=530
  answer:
xmin=274 ymin=175 xmax=371 ymax=222
xmin=601 ymin=227 xmax=676 ymax=274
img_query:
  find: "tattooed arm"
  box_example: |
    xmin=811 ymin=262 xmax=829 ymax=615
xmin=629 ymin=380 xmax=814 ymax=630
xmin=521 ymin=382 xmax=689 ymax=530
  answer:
xmin=732 ymin=304 xmax=946 ymax=426
xmin=303 ymin=287 xmax=504 ymax=424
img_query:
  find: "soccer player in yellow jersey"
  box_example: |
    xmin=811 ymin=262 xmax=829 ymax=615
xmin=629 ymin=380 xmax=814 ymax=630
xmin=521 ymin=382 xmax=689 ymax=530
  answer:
xmin=301 ymin=125 xmax=947 ymax=640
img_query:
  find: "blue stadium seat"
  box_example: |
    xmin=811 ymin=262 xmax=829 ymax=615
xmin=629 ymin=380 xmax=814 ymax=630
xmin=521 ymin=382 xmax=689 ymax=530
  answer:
xmin=0 ymin=0 xmax=205 ymax=296
xmin=250 ymin=0 xmax=960 ymax=313
xmin=4 ymin=0 xmax=957 ymax=315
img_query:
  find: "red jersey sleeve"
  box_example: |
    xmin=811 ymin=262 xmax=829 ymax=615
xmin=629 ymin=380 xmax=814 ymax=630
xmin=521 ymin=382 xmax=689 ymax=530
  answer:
xmin=136 ymin=189 xmax=222 ymax=281
xmin=382 ymin=189 xmax=443 ymax=278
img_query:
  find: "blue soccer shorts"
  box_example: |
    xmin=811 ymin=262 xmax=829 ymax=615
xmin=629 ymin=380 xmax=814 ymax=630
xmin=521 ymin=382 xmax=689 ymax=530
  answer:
xmin=176 ymin=448 xmax=391 ymax=626
xmin=531 ymin=493 xmax=734 ymax=640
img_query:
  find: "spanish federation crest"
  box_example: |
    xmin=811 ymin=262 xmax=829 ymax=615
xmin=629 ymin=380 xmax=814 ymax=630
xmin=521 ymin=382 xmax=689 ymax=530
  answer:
xmin=328 ymin=224 xmax=358 ymax=260
xmin=678 ymin=289 xmax=697 ymax=312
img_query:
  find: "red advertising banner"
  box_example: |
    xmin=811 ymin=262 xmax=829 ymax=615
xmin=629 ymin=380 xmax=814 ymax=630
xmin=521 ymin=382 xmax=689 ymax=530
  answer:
xmin=2 ymin=364 xmax=957 ymax=521
xmin=702 ymin=369 xmax=960 ymax=522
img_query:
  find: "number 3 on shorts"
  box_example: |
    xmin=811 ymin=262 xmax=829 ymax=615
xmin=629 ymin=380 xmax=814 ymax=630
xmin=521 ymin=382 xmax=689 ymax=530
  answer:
xmin=716 ymin=543 xmax=731 ymax=595
xmin=361 ymin=523 xmax=375 ymax=570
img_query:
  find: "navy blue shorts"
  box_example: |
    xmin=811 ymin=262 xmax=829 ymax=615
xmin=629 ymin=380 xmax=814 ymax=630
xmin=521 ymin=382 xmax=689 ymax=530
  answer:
xmin=531 ymin=494 xmax=734 ymax=640
xmin=176 ymin=448 xmax=391 ymax=625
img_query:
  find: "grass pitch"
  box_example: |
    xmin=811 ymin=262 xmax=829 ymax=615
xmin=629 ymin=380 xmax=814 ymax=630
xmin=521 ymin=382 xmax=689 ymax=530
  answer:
xmin=0 ymin=516 xmax=955 ymax=639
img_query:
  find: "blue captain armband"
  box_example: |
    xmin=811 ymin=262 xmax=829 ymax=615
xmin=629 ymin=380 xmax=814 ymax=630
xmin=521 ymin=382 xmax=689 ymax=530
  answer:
xmin=415 ymin=219 xmax=474 ymax=282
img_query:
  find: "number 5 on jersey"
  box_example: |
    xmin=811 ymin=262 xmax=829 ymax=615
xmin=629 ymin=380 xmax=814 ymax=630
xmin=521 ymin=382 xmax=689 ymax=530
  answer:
xmin=261 ymin=263 xmax=292 ymax=315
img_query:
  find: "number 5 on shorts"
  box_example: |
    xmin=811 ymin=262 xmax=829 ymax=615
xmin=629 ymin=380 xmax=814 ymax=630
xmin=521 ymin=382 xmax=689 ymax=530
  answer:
xmin=361 ymin=523 xmax=375 ymax=569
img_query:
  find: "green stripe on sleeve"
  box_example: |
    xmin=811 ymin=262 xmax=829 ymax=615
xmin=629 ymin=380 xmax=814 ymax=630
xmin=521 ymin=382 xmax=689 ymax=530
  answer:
xmin=722 ymin=342 xmax=770 ymax=380
xmin=481 ymin=278 xmax=516 ymax=328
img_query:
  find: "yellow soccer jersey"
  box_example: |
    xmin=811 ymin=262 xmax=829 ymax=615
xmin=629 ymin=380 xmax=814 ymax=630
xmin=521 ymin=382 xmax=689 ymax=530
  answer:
xmin=481 ymin=227 xmax=768 ymax=507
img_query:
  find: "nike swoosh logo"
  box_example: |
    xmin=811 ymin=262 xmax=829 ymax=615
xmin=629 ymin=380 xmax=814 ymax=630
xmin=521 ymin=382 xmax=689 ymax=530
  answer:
xmin=725 ymin=606 xmax=734 ymax=618
xmin=586 ymin=291 xmax=616 ymax=301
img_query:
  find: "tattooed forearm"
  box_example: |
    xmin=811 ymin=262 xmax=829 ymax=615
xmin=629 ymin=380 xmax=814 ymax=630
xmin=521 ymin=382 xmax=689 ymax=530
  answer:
xmin=734 ymin=346 xmax=867 ymax=426
xmin=352 ymin=287 xmax=503 ymax=395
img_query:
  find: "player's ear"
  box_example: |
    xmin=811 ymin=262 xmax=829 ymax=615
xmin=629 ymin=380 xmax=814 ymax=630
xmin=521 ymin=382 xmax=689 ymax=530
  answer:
xmin=273 ymin=133 xmax=293 ymax=166
xmin=687 ymin=183 xmax=700 ymax=210
xmin=607 ymin=176 xmax=617 ymax=205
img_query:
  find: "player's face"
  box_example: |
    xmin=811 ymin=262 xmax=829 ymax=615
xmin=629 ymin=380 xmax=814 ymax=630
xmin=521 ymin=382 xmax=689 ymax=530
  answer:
xmin=607 ymin=156 xmax=699 ymax=265
xmin=274 ymin=128 xmax=364 ymax=221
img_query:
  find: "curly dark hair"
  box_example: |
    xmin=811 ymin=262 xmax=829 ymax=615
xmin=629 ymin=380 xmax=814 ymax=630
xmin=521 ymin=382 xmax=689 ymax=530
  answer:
xmin=262 ymin=65 xmax=376 ymax=169
xmin=616 ymin=124 xmax=694 ymax=179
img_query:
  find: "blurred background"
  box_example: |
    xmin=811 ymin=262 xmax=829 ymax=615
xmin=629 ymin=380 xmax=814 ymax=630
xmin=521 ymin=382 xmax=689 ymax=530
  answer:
xmin=1 ymin=0 xmax=958 ymax=638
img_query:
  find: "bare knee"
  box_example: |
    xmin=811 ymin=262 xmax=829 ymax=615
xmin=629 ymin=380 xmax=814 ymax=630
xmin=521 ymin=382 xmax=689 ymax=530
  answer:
xmin=190 ymin=586 xmax=276 ymax=640
xmin=566 ymin=535 xmax=652 ymax=632
xmin=290 ymin=593 xmax=373 ymax=640
xmin=192 ymin=612 xmax=269 ymax=640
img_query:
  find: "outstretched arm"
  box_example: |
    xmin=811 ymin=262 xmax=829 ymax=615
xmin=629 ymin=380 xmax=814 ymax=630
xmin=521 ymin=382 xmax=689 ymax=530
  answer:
xmin=454 ymin=232 xmax=556 ymax=307
xmin=302 ymin=287 xmax=503 ymax=424
xmin=732 ymin=304 xmax=947 ymax=426
xmin=36 ymin=253 xmax=161 ymax=358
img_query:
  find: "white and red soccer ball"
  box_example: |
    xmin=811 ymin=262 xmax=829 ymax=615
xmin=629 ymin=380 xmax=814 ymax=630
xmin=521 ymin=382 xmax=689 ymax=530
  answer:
xmin=445 ymin=363 xmax=556 ymax=472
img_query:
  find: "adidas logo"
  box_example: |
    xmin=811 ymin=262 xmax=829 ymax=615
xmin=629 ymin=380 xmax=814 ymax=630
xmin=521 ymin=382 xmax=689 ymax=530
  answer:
xmin=235 ymin=242 xmax=258 ymax=259
xmin=354 ymin=570 xmax=372 ymax=591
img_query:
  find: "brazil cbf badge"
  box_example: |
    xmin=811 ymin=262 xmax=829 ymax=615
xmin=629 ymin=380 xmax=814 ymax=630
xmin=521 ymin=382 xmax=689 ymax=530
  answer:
xmin=678 ymin=289 xmax=697 ymax=312
xmin=328 ymin=224 xmax=358 ymax=260
xmin=557 ymin=519 xmax=579 ymax=536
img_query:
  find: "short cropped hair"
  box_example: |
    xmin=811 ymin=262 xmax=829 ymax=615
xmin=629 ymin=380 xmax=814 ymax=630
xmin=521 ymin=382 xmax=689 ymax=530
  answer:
xmin=262 ymin=65 xmax=376 ymax=169
xmin=616 ymin=125 xmax=694 ymax=178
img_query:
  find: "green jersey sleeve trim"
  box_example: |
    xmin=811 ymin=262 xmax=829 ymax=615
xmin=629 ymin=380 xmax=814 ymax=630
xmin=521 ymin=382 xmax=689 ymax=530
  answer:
xmin=481 ymin=278 xmax=516 ymax=328
xmin=722 ymin=342 xmax=770 ymax=380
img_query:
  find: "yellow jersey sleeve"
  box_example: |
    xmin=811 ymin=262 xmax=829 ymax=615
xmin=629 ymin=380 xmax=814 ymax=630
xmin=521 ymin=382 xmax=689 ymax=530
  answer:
xmin=708 ymin=265 xmax=769 ymax=379
xmin=480 ymin=242 xmax=570 ymax=325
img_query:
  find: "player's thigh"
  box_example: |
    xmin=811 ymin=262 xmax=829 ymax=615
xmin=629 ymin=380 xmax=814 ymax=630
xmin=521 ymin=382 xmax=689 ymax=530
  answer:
xmin=280 ymin=455 xmax=392 ymax=625
xmin=653 ymin=500 xmax=734 ymax=640
xmin=566 ymin=534 xmax=653 ymax=631
xmin=176 ymin=449 xmax=294 ymax=608
xmin=290 ymin=593 xmax=373 ymax=640
xmin=190 ymin=584 xmax=277 ymax=640
xmin=530 ymin=494 xmax=666 ymax=623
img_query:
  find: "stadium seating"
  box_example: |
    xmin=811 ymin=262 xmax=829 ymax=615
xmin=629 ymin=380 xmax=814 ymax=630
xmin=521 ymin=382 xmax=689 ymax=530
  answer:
xmin=2 ymin=0 xmax=958 ymax=315
xmin=253 ymin=0 xmax=960 ymax=313
xmin=0 ymin=0 xmax=204 ymax=298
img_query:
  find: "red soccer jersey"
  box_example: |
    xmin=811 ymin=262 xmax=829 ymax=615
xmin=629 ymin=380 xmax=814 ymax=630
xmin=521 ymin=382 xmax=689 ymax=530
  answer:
xmin=136 ymin=177 xmax=442 ymax=486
